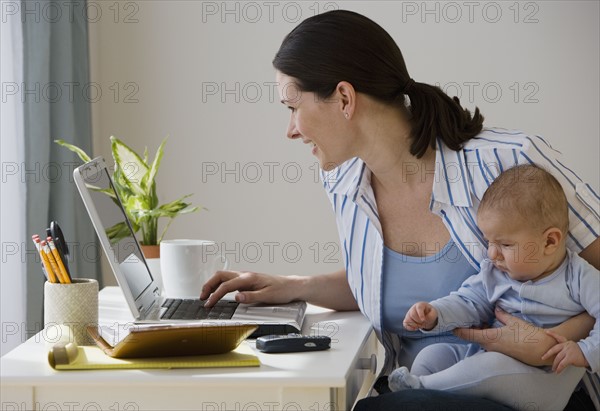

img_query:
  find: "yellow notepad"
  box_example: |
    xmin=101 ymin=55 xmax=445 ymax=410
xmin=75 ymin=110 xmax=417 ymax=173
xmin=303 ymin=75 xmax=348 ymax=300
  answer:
xmin=48 ymin=343 xmax=260 ymax=370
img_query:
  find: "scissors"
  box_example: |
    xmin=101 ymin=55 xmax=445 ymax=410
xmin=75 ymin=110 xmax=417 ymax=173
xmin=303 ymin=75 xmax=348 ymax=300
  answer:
xmin=46 ymin=221 xmax=71 ymax=277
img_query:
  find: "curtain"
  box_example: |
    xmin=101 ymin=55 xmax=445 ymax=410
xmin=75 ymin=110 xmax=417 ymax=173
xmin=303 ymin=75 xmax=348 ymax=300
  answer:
xmin=21 ymin=0 xmax=101 ymax=339
xmin=1 ymin=0 xmax=26 ymax=356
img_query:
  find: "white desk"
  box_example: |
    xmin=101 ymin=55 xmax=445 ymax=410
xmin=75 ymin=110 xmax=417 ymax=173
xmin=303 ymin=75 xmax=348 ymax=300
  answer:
xmin=1 ymin=287 xmax=378 ymax=411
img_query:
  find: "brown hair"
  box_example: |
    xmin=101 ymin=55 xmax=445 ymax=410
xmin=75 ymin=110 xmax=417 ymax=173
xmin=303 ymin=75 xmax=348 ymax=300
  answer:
xmin=478 ymin=164 xmax=569 ymax=234
xmin=272 ymin=10 xmax=484 ymax=159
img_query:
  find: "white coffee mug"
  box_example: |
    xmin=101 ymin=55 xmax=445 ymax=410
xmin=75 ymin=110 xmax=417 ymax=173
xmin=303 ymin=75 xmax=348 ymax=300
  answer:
xmin=160 ymin=239 xmax=229 ymax=298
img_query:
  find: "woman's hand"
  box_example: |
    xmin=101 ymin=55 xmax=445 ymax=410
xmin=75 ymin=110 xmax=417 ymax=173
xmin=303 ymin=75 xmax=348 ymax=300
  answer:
xmin=453 ymin=307 xmax=557 ymax=366
xmin=200 ymin=270 xmax=302 ymax=308
xmin=542 ymin=330 xmax=589 ymax=373
xmin=453 ymin=308 xmax=595 ymax=367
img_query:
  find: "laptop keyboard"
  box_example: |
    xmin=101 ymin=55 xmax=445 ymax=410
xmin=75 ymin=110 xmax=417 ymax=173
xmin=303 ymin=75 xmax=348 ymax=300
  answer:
xmin=161 ymin=298 xmax=240 ymax=320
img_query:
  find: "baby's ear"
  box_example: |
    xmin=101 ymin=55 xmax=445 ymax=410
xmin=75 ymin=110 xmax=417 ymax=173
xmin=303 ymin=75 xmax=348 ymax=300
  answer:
xmin=543 ymin=227 xmax=563 ymax=255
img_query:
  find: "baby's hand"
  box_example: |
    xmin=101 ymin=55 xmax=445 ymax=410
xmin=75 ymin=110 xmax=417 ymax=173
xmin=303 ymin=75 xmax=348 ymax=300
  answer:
xmin=403 ymin=302 xmax=438 ymax=331
xmin=541 ymin=330 xmax=589 ymax=373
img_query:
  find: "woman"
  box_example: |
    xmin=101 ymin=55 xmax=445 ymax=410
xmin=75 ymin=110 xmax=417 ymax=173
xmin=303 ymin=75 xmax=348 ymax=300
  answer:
xmin=201 ymin=10 xmax=599 ymax=410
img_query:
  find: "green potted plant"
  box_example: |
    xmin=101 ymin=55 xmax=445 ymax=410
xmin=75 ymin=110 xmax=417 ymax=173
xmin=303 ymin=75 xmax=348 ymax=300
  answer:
xmin=56 ymin=136 xmax=201 ymax=258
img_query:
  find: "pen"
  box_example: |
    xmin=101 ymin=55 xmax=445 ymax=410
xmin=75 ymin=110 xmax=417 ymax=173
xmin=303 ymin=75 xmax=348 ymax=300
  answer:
xmin=47 ymin=237 xmax=71 ymax=284
xmin=41 ymin=240 xmax=65 ymax=283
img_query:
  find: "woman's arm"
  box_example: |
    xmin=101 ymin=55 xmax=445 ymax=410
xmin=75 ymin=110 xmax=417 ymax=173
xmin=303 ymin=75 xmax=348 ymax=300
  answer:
xmin=201 ymin=268 xmax=360 ymax=311
xmin=454 ymin=308 xmax=595 ymax=366
xmin=295 ymin=269 xmax=360 ymax=311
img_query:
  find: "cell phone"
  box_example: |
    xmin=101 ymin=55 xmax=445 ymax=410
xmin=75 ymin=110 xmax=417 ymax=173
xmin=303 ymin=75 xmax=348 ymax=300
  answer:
xmin=256 ymin=334 xmax=331 ymax=353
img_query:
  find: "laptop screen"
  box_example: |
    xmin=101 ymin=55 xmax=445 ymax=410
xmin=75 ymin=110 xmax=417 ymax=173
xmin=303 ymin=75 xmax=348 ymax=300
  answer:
xmin=80 ymin=163 xmax=153 ymax=300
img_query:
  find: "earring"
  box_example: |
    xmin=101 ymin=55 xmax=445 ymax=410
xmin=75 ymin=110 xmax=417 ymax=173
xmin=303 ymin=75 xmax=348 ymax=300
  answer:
xmin=344 ymin=112 xmax=349 ymax=119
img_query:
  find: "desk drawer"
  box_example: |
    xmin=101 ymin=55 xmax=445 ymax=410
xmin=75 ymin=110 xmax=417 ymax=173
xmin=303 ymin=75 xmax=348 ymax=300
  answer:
xmin=336 ymin=330 xmax=379 ymax=410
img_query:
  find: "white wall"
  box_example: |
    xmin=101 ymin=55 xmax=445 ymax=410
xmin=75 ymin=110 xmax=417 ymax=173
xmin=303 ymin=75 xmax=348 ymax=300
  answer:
xmin=89 ymin=1 xmax=599 ymax=285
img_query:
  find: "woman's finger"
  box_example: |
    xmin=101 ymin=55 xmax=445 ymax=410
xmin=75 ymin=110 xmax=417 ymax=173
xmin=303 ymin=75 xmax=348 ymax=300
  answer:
xmin=235 ymin=287 xmax=273 ymax=304
xmin=552 ymin=350 xmax=566 ymax=374
xmin=200 ymin=270 xmax=240 ymax=300
xmin=541 ymin=344 xmax=561 ymax=361
xmin=203 ymin=272 xmax=258 ymax=306
xmin=545 ymin=329 xmax=568 ymax=344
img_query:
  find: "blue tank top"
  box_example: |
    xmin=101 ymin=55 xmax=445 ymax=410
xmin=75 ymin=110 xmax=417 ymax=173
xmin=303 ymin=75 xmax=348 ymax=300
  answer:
xmin=381 ymin=240 xmax=478 ymax=367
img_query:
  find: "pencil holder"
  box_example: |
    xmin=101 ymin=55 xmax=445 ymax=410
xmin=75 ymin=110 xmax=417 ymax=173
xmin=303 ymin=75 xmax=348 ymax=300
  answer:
xmin=44 ymin=279 xmax=98 ymax=346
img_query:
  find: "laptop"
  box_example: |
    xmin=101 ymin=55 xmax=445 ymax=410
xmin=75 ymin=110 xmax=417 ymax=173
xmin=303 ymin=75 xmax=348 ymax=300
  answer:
xmin=73 ymin=157 xmax=306 ymax=338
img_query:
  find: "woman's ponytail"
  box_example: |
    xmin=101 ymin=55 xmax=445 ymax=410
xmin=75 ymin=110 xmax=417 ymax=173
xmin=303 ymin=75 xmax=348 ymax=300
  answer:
xmin=405 ymin=82 xmax=484 ymax=158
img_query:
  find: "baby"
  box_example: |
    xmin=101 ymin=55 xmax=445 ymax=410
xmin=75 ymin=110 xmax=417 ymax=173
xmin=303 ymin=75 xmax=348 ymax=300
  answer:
xmin=389 ymin=164 xmax=599 ymax=410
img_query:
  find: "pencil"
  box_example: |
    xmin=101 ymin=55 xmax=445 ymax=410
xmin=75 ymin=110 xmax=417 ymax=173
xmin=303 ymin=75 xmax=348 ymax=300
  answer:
xmin=31 ymin=235 xmax=48 ymax=281
xmin=42 ymin=240 xmax=65 ymax=283
xmin=33 ymin=236 xmax=58 ymax=283
xmin=47 ymin=237 xmax=71 ymax=284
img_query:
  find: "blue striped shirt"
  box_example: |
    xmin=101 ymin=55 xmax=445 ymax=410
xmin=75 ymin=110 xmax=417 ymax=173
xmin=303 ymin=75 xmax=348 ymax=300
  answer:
xmin=320 ymin=128 xmax=600 ymax=401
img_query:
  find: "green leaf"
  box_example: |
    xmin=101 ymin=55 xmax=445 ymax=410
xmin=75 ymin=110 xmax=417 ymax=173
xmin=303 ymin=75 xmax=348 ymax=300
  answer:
xmin=154 ymin=195 xmax=202 ymax=218
xmin=148 ymin=179 xmax=158 ymax=210
xmin=110 ymin=136 xmax=149 ymax=196
xmin=144 ymin=137 xmax=167 ymax=195
xmin=124 ymin=196 xmax=151 ymax=215
xmin=158 ymin=194 xmax=194 ymax=211
xmin=85 ymin=184 xmax=117 ymax=200
xmin=54 ymin=140 xmax=92 ymax=163
xmin=105 ymin=222 xmax=132 ymax=244
xmin=112 ymin=168 xmax=135 ymax=202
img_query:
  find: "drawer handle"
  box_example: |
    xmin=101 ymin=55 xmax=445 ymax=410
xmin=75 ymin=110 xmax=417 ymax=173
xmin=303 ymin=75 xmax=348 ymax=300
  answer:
xmin=358 ymin=354 xmax=377 ymax=373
